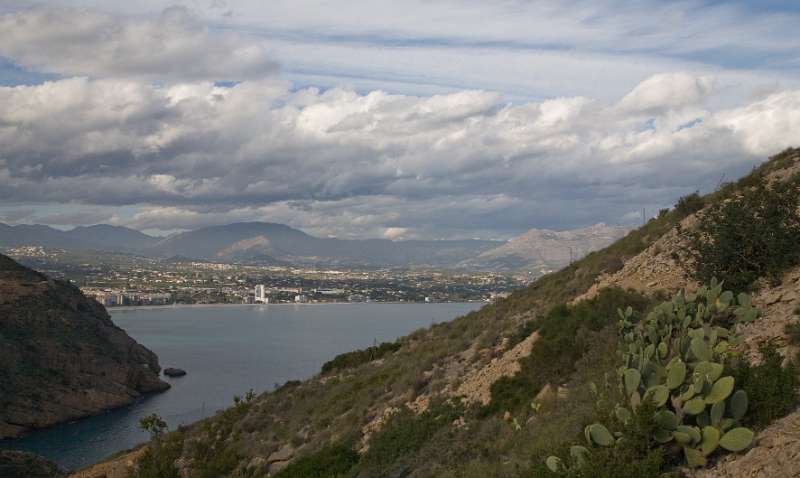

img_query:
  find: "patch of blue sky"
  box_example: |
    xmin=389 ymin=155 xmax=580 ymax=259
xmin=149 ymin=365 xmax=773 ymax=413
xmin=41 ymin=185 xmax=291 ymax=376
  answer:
xmin=677 ymin=118 xmax=703 ymax=131
xmin=0 ymin=57 xmax=60 ymax=86
xmin=638 ymin=118 xmax=657 ymax=133
xmin=703 ymin=0 xmax=800 ymax=13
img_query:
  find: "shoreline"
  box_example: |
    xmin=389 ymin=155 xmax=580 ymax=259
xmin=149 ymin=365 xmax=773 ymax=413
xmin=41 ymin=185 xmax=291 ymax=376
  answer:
xmin=110 ymin=300 xmax=486 ymax=312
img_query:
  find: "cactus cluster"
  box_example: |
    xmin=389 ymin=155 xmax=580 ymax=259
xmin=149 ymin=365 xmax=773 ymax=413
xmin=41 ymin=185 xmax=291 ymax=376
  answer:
xmin=547 ymin=280 xmax=759 ymax=473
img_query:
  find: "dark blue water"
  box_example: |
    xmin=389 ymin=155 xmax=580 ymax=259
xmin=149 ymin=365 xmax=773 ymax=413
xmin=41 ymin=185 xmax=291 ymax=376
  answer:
xmin=0 ymin=302 xmax=480 ymax=470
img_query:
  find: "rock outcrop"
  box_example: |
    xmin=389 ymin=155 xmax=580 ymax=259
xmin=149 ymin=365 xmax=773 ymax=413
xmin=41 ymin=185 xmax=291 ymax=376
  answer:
xmin=164 ymin=368 xmax=187 ymax=377
xmin=0 ymin=254 xmax=169 ymax=439
xmin=0 ymin=450 xmax=66 ymax=478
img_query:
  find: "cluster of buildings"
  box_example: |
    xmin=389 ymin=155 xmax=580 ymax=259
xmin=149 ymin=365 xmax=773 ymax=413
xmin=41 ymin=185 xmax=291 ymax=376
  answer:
xmin=253 ymin=284 xmax=308 ymax=303
xmin=84 ymin=290 xmax=173 ymax=307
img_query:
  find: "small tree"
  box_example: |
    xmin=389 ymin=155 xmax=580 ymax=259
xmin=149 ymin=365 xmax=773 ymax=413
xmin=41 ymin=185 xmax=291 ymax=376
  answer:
xmin=139 ymin=413 xmax=168 ymax=439
xmin=686 ymin=176 xmax=800 ymax=292
xmin=675 ymin=191 xmax=705 ymax=217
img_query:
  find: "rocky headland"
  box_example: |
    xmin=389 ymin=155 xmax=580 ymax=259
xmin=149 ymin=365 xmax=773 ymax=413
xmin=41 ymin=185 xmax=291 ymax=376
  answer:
xmin=0 ymin=254 xmax=169 ymax=439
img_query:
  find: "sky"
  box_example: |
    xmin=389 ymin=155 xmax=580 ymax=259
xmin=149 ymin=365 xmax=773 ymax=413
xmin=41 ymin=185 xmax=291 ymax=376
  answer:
xmin=0 ymin=1 xmax=798 ymax=239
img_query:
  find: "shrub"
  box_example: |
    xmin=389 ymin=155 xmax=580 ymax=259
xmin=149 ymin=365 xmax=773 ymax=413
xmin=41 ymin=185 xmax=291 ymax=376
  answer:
xmin=547 ymin=282 xmax=762 ymax=474
xmin=508 ymin=319 xmax=539 ymax=348
xmin=786 ymin=323 xmax=800 ymax=346
xmin=675 ymin=191 xmax=705 ymax=217
xmin=321 ymin=341 xmax=402 ymax=374
xmin=686 ymin=175 xmax=800 ymax=292
xmin=532 ymin=400 xmax=666 ymax=478
xmin=358 ymin=401 xmax=462 ymax=475
xmin=132 ymin=431 xmax=184 ymax=478
xmin=730 ymin=342 xmax=800 ymax=429
xmin=273 ymin=444 xmax=359 ymax=478
xmin=485 ymin=288 xmax=651 ymax=415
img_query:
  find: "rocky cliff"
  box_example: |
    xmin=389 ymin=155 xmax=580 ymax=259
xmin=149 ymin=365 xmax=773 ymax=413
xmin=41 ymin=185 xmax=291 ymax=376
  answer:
xmin=0 ymin=254 xmax=169 ymax=439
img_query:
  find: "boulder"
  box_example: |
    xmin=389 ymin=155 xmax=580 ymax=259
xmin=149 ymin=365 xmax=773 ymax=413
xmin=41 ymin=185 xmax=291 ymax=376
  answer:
xmin=164 ymin=368 xmax=187 ymax=377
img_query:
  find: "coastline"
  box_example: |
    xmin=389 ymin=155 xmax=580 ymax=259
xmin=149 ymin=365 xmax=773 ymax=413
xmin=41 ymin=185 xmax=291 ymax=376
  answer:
xmin=109 ymin=300 xmax=486 ymax=313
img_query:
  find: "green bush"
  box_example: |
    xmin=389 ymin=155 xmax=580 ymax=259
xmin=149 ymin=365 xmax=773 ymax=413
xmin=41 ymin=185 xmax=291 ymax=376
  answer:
xmin=686 ymin=174 xmax=800 ymax=292
xmin=532 ymin=401 xmax=666 ymax=478
xmin=358 ymin=401 xmax=462 ymax=476
xmin=675 ymin=191 xmax=705 ymax=217
xmin=730 ymin=342 xmax=800 ymax=429
xmin=273 ymin=444 xmax=359 ymax=478
xmin=321 ymin=341 xmax=402 ymax=374
xmin=786 ymin=323 xmax=800 ymax=346
xmin=132 ymin=431 xmax=183 ymax=478
xmin=485 ymin=288 xmax=651 ymax=415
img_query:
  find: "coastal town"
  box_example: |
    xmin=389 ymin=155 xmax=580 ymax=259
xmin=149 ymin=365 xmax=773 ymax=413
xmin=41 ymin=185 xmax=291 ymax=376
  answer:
xmin=3 ymin=246 xmax=522 ymax=306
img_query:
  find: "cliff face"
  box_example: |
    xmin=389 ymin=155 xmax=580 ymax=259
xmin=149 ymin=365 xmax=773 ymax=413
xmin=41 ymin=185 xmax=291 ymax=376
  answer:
xmin=0 ymin=254 xmax=168 ymax=439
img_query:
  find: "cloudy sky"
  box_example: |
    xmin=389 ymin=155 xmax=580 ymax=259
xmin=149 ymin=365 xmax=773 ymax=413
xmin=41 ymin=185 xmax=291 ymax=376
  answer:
xmin=0 ymin=1 xmax=798 ymax=239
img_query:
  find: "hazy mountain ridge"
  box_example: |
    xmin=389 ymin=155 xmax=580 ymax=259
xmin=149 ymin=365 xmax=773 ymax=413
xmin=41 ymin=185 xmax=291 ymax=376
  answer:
xmin=0 ymin=223 xmax=158 ymax=253
xmin=462 ymin=223 xmax=629 ymax=272
xmin=0 ymin=221 xmax=627 ymax=270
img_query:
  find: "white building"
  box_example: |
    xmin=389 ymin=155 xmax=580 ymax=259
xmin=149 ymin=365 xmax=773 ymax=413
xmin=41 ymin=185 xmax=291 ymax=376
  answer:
xmin=255 ymin=284 xmax=268 ymax=303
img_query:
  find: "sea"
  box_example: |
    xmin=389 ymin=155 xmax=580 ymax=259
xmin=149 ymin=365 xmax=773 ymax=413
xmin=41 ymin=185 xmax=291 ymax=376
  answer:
xmin=0 ymin=302 xmax=481 ymax=471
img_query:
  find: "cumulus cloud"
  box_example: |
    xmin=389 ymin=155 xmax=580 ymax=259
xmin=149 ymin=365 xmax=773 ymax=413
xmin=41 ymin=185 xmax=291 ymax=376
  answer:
xmin=0 ymin=70 xmax=797 ymax=237
xmin=618 ymin=73 xmax=715 ymax=114
xmin=0 ymin=6 xmax=278 ymax=82
xmin=383 ymin=227 xmax=410 ymax=240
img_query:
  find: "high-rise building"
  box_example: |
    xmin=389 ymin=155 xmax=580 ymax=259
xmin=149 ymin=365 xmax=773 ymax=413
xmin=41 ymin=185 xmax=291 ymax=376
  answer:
xmin=255 ymin=284 xmax=268 ymax=303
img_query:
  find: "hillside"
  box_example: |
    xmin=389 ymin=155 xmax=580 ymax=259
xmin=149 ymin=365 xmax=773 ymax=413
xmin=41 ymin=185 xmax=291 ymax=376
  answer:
xmin=0 ymin=254 xmax=169 ymax=439
xmin=76 ymin=148 xmax=800 ymax=478
xmin=462 ymin=223 xmax=628 ymax=273
xmin=0 ymin=223 xmax=158 ymax=253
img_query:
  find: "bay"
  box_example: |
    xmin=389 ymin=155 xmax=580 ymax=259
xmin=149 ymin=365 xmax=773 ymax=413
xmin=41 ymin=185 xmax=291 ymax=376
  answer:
xmin=0 ymin=302 xmax=481 ymax=470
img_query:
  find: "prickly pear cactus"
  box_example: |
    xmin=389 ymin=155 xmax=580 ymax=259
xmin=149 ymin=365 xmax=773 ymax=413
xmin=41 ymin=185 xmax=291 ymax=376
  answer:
xmin=547 ymin=280 xmax=758 ymax=473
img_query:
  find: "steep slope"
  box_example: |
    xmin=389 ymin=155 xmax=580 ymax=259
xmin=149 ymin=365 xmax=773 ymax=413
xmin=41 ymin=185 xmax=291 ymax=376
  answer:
xmin=0 ymin=450 xmax=66 ymax=478
xmin=463 ymin=223 xmax=628 ymax=273
xmin=0 ymin=254 xmax=169 ymax=439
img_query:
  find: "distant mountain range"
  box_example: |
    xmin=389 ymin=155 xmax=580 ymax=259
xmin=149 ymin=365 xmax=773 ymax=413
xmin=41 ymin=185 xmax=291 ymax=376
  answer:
xmin=0 ymin=221 xmax=628 ymax=271
xmin=461 ymin=223 xmax=629 ymax=273
xmin=0 ymin=223 xmax=158 ymax=253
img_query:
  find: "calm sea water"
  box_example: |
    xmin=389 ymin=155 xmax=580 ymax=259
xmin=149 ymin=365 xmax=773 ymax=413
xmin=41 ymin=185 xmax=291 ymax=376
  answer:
xmin=0 ymin=302 xmax=480 ymax=470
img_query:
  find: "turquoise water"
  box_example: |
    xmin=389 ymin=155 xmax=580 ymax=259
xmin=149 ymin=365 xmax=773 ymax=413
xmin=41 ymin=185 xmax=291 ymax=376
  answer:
xmin=0 ymin=302 xmax=480 ymax=470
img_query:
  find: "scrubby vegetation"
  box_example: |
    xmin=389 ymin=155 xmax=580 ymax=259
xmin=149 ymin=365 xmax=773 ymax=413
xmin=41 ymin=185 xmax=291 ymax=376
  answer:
xmin=687 ymin=171 xmax=800 ymax=292
xmin=547 ymin=281 xmax=763 ymax=474
xmin=321 ymin=341 xmax=402 ymax=374
xmin=675 ymin=191 xmax=705 ymax=217
xmin=786 ymin=322 xmax=800 ymax=346
xmin=133 ymin=414 xmax=183 ymax=478
xmin=273 ymin=444 xmax=359 ymax=478
xmin=356 ymin=401 xmax=463 ymax=476
xmin=486 ymin=288 xmax=652 ymax=415
xmin=730 ymin=342 xmax=800 ymax=429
